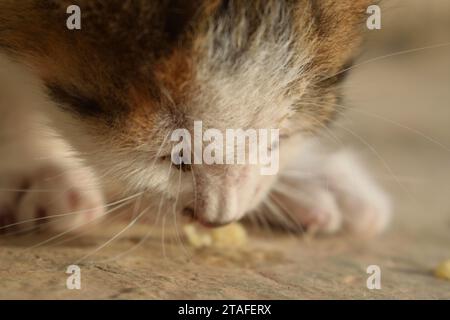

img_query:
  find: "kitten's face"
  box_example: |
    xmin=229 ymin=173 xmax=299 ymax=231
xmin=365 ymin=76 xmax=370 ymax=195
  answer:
xmin=0 ymin=0 xmax=371 ymax=225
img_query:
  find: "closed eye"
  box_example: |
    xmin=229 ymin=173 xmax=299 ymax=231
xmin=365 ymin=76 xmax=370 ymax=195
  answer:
xmin=268 ymin=134 xmax=289 ymax=151
xmin=46 ymin=83 xmax=104 ymax=117
xmin=318 ymin=59 xmax=355 ymax=88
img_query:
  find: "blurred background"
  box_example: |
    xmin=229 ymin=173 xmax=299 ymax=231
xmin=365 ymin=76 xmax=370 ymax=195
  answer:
xmin=338 ymin=0 xmax=450 ymax=235
xmin=0 ymin=0 xmax=448 ymax=299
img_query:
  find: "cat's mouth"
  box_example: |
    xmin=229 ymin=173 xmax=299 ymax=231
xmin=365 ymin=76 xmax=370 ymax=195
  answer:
xmin=182 ymin=206 xmax=235 ymax=228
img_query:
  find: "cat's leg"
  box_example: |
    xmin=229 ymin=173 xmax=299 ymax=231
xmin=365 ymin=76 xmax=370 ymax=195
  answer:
xmin=269 ymin=146 xmax=391 ymax=236
xmin=0 ymin=55 xmax=106 ymax=234
xmin=0 ymin=122 xmax=107 ymax=234
xmin=0 ymin=123 xmax=106 ymax=234
xmin=321 ymin=149 xmax=391 ymax=235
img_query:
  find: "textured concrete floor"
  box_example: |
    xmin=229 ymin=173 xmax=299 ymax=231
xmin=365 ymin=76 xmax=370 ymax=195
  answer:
xmin=1 ymin=1 xmax=449 ymax=299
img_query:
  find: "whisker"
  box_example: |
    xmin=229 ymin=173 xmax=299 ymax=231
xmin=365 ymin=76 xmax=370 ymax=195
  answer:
xmin=98 ymin=196 xmax=166 ymax=263
xmin=301 ymin=97 xmax=450 ymax=155
xmin=99 ymin=154 xmax=175 ymax=263
xmin=344 ymin=106 xmax=450 ymax=153
xmin=320 ymin=42 xmax=450 ymax=83
xmin=0 ymin=191 xmax=144 ymax=231
xmin=161 ymin=214 xmax=167 ymax=260
xmin=279 ymin=170 xmax=319 ymax=179
xmin=190 ymin=167 xmax=198 ymax=221
xmin=73 ymin=203 xmax=152 ymax=264
xmin=69 ymin=133 xmax=174 ymax=263
xmin=259 ymin=200 xmax=292 ymax=234
xmin=333 ymin=122 xmax=411 ymax=197
xmin=299 ymin=112 xmax=344 ymax=146
xmin=160 ymin=163 xmax=175 ymax=261
xmin=23 ymin=198 xmax=134 ymax=251
xmin=46 ymin=208 xmax=132 ymax=248
xmin=171 ymin=165 xmax=191 ymax=260
xmin=268 ymin=193 xmax=305 ymax=234
xmin=0 ymin=187 xmax=102 ymax=193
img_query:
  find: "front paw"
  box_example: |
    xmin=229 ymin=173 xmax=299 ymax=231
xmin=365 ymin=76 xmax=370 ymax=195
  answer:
xmin=0 ymin=164 xmax=105 ymax=234
xmin=323 ymin=150 xmax=391 ymax=236
xmin=268 ymin=149 xmax=391 ymax=237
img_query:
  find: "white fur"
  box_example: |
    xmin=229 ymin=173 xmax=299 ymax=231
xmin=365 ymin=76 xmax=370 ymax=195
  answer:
xmin=0 ymin=53 xmax=105 ymax=232
xmin=0 ymin=50 xmax=391 ymax=236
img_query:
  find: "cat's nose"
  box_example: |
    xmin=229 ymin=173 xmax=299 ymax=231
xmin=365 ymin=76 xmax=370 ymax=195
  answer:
xmin=185 ymin=166 xmax=253 ymax=227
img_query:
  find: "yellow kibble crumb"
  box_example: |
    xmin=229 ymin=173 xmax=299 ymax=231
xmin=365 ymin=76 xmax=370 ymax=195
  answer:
xmin=210 ymin=223 xmax=248 ymax=248
xmin=183 ymin=223 xmax=248 ymax=249
xmin=434 ymin=260 xmax=450 ymax=280
xmin=183 ymin=224 xmax=213 ymax=248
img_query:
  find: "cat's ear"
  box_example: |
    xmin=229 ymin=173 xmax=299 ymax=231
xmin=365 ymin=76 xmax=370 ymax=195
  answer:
xmin=302 ymin=0 xmax=378 ymax=71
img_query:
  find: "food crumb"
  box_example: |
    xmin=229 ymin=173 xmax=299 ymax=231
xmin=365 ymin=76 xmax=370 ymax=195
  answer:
xmin=342 ymin=275 xmax=357 ymax=284
xmin=183 ymin=222 xmax=248 ymax=249
xmin=434 ymin=260 xmax=450 ymax=280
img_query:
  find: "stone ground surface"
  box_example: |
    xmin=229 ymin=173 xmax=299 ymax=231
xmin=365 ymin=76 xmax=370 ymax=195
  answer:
xmin=0 ymin=1 xmax=449 ymax=299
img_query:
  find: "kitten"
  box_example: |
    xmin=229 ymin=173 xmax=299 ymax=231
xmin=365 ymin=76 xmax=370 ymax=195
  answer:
xmin=0 ymin=0 xmax=390 ymax=236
